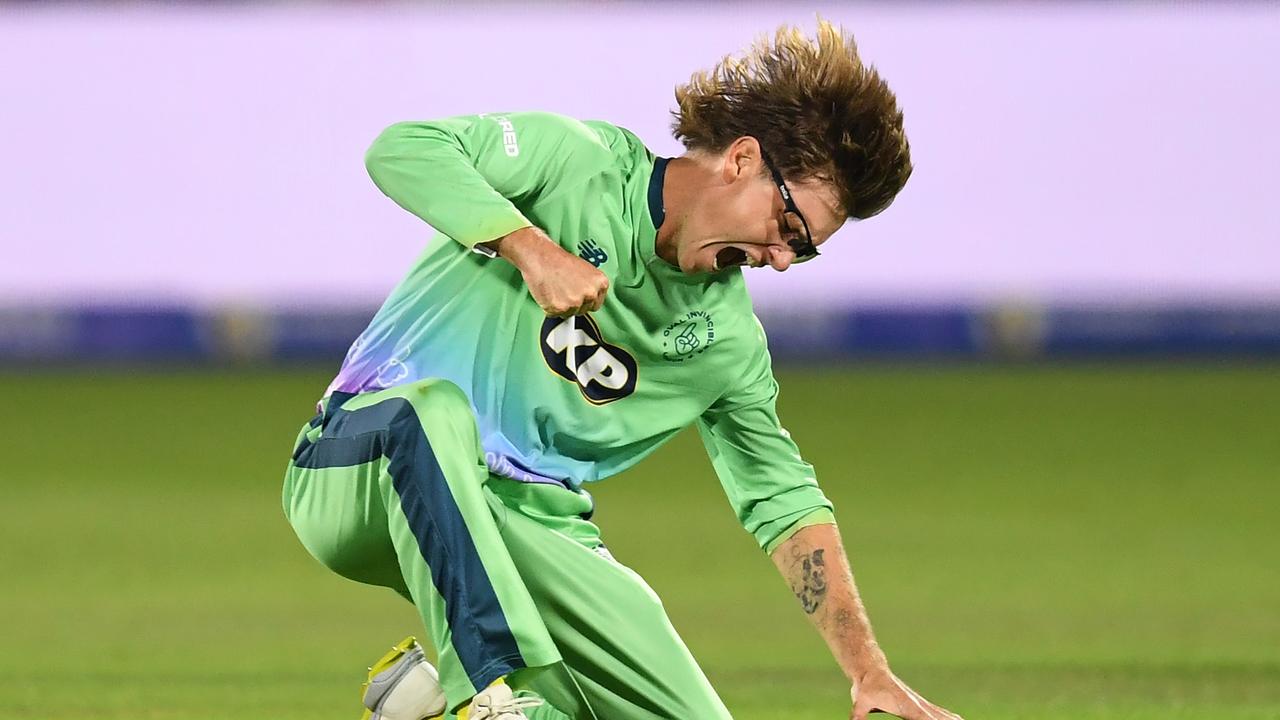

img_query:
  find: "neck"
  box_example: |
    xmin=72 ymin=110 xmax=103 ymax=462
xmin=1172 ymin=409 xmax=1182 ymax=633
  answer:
xmin=654 ymin=156 xmax=703 ymax=267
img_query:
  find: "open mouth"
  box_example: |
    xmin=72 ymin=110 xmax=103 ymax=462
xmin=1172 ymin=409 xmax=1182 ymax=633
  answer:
xmin=713 ymin=247 xmax=748 ymax=270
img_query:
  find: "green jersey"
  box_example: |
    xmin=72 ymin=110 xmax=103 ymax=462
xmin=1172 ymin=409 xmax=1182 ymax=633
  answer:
xmin=326 ymin=111 xmax=833 ymax=551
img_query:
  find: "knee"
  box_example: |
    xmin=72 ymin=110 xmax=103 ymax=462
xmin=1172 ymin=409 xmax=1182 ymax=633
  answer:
xmin=400 ymin=378 xmax=472 ymax=415
xmin=396 ymin=379 xmax=481 ymax=445
xmin=285 ymin=497 xmax=401 ymax=588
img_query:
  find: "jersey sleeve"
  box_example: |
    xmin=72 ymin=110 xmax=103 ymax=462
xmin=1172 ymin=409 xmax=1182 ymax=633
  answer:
xmin=364 ymin=111 xmax=611 ymax=248
xmin=696 ymin=317 xmax=836 ymax=554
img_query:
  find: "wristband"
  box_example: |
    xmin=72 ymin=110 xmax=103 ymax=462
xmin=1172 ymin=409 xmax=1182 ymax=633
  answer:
xmin=471 ymin=242 xmax=499 ymax=259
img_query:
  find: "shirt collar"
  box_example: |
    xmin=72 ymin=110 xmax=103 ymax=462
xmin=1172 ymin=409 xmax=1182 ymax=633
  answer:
xmin=647 ymin=156 xmax=670 ymax=230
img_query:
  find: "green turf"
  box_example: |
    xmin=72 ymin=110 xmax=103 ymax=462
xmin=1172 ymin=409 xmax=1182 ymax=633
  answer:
xmin=1 ymin=364 xmax=1277 ymax=719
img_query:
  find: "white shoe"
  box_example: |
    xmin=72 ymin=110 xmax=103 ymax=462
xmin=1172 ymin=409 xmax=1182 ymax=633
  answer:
xmin=360 ymin=637 xmax=448 ymax=720
xmin=467 ymin=682 xmax=544 ymax=720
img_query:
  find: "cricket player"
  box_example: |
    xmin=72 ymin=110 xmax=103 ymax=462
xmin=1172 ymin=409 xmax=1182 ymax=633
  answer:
xmin=282 ymin=21 xmax=962 ymax=720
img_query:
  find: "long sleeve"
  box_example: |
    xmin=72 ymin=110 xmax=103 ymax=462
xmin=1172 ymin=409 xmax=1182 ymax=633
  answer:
xmin=696 ymin=317 xmax=835 ymax=553
xmin=364 ymin=111 xmax=613 ymax=248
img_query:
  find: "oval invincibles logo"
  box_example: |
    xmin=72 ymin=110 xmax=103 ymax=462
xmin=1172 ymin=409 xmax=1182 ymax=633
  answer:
xmin=540 ymin=315 xmax=637 ymax=405
xmin=661 ymin=310 xmax=716 ymax=362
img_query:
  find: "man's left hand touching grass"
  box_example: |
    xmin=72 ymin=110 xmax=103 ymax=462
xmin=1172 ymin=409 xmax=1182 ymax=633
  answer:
xmin=769 ymin=524 xmax=964 ymax=720
xmin=849 ymin=666 xmax=962 ymax=720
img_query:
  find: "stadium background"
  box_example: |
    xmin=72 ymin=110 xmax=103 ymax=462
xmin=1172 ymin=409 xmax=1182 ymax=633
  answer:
xmin=1 ymin=3 xmax=1277 ymax=719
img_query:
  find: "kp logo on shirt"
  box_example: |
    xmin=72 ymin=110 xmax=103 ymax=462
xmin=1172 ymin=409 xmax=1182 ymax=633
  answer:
xmin=540 ymin=315 xmax=637 ymax=405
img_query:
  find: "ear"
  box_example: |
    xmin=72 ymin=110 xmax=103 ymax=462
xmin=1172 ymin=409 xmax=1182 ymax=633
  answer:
xmin=721 ymin=136 xmax=764 ymax=184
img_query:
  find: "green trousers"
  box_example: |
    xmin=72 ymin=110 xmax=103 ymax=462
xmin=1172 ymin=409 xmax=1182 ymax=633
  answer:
xmin=282 ymin=378 xmax=732 ymax=719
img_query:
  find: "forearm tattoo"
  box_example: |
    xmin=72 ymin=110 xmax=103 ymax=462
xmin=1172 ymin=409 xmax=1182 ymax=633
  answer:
xmin=789 ymin=548 xmax=829 ymax=614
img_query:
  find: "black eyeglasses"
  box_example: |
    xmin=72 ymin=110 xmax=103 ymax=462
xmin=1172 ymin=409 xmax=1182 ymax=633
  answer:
xmin=759 ymin=147 xmax=820 ymax=264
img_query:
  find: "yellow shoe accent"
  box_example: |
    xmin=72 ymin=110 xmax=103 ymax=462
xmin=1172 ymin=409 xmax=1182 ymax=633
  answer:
xmin=359 ymin=636 xmax=420 ymax=719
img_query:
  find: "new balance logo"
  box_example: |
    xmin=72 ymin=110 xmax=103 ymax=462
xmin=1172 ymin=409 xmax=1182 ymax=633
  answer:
xmin=578 ymin=239 xmax=608 ymax=268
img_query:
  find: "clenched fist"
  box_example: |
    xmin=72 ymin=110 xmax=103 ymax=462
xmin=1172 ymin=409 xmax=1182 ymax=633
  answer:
xmin=483 ymin=226 xmax=610 ymax=318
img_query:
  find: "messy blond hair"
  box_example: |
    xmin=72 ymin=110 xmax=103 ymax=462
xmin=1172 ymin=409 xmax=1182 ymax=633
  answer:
xmin=672 ymin=20 xmax=912 ymax=219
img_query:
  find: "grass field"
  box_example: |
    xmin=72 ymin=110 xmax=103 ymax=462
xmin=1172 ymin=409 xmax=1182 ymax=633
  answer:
xmin=2 ymin=364 xmax=1278 ymax=719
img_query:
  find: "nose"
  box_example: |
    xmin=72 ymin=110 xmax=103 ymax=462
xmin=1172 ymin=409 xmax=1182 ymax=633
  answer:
xmin=762 ymin=244 xmax=794 ymax=271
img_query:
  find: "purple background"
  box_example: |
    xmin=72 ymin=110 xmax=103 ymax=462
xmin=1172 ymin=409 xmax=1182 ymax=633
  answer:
xmin=2 ymin=3 xmax=1277 ymax=310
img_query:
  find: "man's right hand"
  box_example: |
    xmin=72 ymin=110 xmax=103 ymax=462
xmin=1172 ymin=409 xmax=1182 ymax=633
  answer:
xmin=481 ymin=227 xmax=610 ymax=318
